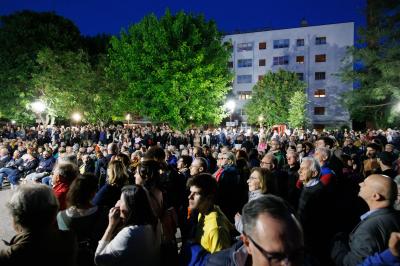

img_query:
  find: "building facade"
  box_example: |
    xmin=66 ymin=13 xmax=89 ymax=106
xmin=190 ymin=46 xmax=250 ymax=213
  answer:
xmin=222 ymin=22 xmax=354 ymax=129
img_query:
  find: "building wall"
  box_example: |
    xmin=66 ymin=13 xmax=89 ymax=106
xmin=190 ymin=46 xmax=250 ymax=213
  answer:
xmin=222 ymin=22 xmax=354 ymax=128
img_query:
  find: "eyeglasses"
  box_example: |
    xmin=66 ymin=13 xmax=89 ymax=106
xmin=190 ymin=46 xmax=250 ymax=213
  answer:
xmin=260 ymin=161 xmax=272 ymax=166
xmin=245 ymin=233 xmax=299 ymax=266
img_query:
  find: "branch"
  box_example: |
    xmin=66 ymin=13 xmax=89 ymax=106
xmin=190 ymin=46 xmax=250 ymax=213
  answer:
xmin=361 ymin=101 xmax=398 ymax=108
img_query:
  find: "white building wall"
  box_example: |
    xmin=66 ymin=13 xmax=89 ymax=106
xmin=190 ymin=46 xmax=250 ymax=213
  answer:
xmin=222 ymin=22 xmax=354 ymax=128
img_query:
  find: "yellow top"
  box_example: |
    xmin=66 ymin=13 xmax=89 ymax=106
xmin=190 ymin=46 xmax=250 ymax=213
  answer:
xmin=195 ymin=205 xmax=233 ymax=253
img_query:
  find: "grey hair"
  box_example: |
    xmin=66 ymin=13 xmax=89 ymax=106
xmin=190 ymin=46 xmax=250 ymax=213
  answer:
xmin=315 ymin=147 xmax=331 ymax=161
xmin=301 ymin=157 xmax=321 ymax=177
xmin=7 ymin=183 xmax=59 ymax=230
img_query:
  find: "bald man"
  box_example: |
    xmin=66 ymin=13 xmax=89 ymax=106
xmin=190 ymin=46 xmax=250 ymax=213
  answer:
xmin=332 ymin=174 xmax=400 ymax=266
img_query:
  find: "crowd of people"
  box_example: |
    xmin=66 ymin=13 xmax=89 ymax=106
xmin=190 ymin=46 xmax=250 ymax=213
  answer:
xmin=0 ymin=123 xmax=400 ymax=265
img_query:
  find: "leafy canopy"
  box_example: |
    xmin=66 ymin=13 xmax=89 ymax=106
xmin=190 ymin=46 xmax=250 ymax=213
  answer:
xmin=107 ymin=10 xmax=232 ymax=130
xmin=244 ymin=69 xmax=306 ymax=127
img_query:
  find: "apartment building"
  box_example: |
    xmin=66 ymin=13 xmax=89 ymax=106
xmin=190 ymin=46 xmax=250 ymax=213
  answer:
xmin=222 ymin=21 xmax=354 ymax=129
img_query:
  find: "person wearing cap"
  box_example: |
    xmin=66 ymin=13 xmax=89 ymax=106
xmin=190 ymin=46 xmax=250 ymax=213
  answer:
xmin=378 ymin=151 xmax=397 ymax=179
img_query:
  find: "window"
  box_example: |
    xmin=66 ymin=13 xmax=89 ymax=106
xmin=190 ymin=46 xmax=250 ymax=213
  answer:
xmin=315 ymin=37 xmax=327 ymax=45
xmin=296 ymin=56 xmax=305 ymax=64
xmin=273 ymin=56 xmax=289 ymax=65
xmin=314 ymin=107 xmax=326 ymax=115
xmin=237 ymin=42 xmax=253 ymax=52
xmin=314 ymin=89 xmax=326 ymax=98
xmin=296 ymin=39 xmax=305 ymax=46
xmin=258 ymin=75 xmax=264 ymax=81
xmin=273 ymin=39 xmax=290 ymax=49
xmin=315 ymin=72 xmax=326 ymax=80
xmin=237 ymin=75 xmax=252 ymax=84
xmin=296 ymin=73 xmax=304 ymax=81
xmin=259 ymin=42 xmax=267 ymax=50
xmin=238 ymin=59 xmax=252 ymax=68
xmin=238 ymin=91 xmax=252 ymax=100
xmin=315 ymin=54 xmax=326 ymax=63
xmin=227 ymin=61 xmax=233 ymax=68
xmin=259 ymin=59 xmax=266 ymax=66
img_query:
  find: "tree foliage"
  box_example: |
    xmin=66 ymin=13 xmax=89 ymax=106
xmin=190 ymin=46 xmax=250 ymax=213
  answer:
xmin=288 ymin=90 xmax=309 ymax=128
xmin=244 ymin=69 xmax=306 ymax=127
xmin=0 ymin=11 xmax=113 ymax=124
xmin=107 ymin=10 xmax=232 ymax=130
xmin=31 ymin=49 xmax=115 ymax=124
xmin=340 ymin=1 xmax=400 ymax=128
xmin=0 ymin=11 xmax=82 ymax=122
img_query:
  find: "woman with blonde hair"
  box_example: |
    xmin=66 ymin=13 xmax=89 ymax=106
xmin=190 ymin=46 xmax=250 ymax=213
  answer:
xmin=234 ymin=167 xmax=276 ymax=233
xmin=93 ymin=160 xmax=130 ymax=209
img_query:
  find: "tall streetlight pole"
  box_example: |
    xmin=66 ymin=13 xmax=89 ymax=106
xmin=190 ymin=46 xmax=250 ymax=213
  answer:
xmin=226 ymin=100 xmax=236 ymax=124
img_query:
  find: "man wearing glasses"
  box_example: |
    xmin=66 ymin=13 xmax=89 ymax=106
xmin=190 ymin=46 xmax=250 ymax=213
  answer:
xmin=207 ymin=195 xmax=304 ymax=265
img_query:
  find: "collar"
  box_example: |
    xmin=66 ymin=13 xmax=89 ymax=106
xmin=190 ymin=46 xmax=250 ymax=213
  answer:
xmin=304 ymin=179 xmax=319 ymax=187
xmin=360 ymin=209 xmax=379 ymax=221
xmin=232 ymin=244 xmax=249 ymax=266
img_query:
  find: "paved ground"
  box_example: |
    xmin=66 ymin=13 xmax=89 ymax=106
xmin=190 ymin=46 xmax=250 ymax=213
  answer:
xmin=0 ymin=186 xmax=14 ymax=250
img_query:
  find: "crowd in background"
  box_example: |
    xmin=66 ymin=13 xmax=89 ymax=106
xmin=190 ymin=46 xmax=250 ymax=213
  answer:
xmin=1 ymin=123 xmax=400 ymax=265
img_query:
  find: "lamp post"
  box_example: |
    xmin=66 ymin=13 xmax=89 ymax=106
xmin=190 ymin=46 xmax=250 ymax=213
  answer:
xmin=258 ymin=115 xmax=264 ymax=129
xmin=226 ymin=100 xmax=236 ymax=124
xmin=125 ymin=114 xmax=131 ymax=127
xmin=31 ymin=100 xmax=46 ymax=126
xmin=72 ymin=112 xmax=82 ymax=127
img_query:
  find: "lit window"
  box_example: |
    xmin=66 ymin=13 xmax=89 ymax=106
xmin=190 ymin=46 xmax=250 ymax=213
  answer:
xmin=237 ymin=42 xmax=253 ymax=52
xmin=315 ymin=54 xmax=326 ymax=63
xmin=259 ymin=42 xmax=267 ymax=50
xmin=238 ymin=91 xmax=252 ymax=100
xmin=314 ymin=89 xmax=326 ymax=98
xmin=296 ymin=56 xmax=305 ymax=64
xmin=273 ymin=56 xmax=289 ymax=65
xmin=314 ymin=107 xmax=326 ymax=115
xmin=237 ymin=75 xmax=252 ymax=84
xmin=238 ymin=59 xmax=252 ymax=68
xmin=315 ymin=72 xmax=326 ymax=80
xmin=315 ymin=37 xmax=327 ymax=45
xmin=259 ymin=59 xmax=266 ymax=66
xmin=296 ymin=39 xmax=305 ymax=46
xmin=273 ymin=39 xmax=290 ymax=49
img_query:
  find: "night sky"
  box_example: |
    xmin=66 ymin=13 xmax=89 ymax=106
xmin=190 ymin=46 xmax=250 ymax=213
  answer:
xmin=1 ymin=0 xmax=366 ymax=37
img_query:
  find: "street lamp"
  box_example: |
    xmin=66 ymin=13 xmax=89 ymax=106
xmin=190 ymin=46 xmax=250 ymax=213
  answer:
xmin=226 ymin=100 xmax=236 ymax=123
xmin=72 ymin=112 xmax=82 ymax=125
xmin=11 ymin=120 xmax=16 ymax=125
xmin=258 ymin=115 xmax=264 ymax=128
xmin=125 ymin=114 xmax=131 ymax=126
xmin=31 ymin=100 xmax=46 ymax=114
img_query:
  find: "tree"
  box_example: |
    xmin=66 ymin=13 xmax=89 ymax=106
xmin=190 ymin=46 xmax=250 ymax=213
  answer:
xmin=107 ymin=10 xmax=232 ymax=130
xmin=340 ymin=0 xmax=400 ymax=128
xmin=244 ymin=69 xmax=306 ymax=127
xmin=288 ymin=90 xmax=309 ymax=128
xmin=31 ymin=48 xmax=116 ymax=124
xmin=0 ymin=11 xmax=83 ymax=123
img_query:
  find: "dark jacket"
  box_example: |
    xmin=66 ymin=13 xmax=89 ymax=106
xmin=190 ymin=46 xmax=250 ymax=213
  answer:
xmin=331 ymin=208 xmax=400 ymax=266
xmin=0 ymin=229 xmax=77 ymax=266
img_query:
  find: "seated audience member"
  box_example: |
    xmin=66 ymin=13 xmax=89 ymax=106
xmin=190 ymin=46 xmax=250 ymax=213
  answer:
xmin=52 ymin=162 xmax=79 ymax=210
xmin=94 ymin=185 xmax=160 ymax=266
xmin=57 ymin=174 xmax=108 ymax=266
xmin=0 ymin=150 xmax=23 ymax=189
xmin=0 ymin=183 xmax=77 ymax=266
xmin=207 ymin=195 xmax=304 ymax=266
xmin=24 ymin=150 xmax=56 ymax=182
xmin=331 ymin=174 xmax=400 ymax=265
xmin=187 ymin=173 xmax=233 ymax=253
xmin=93 ymin=160 xmax=130 ymax=209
